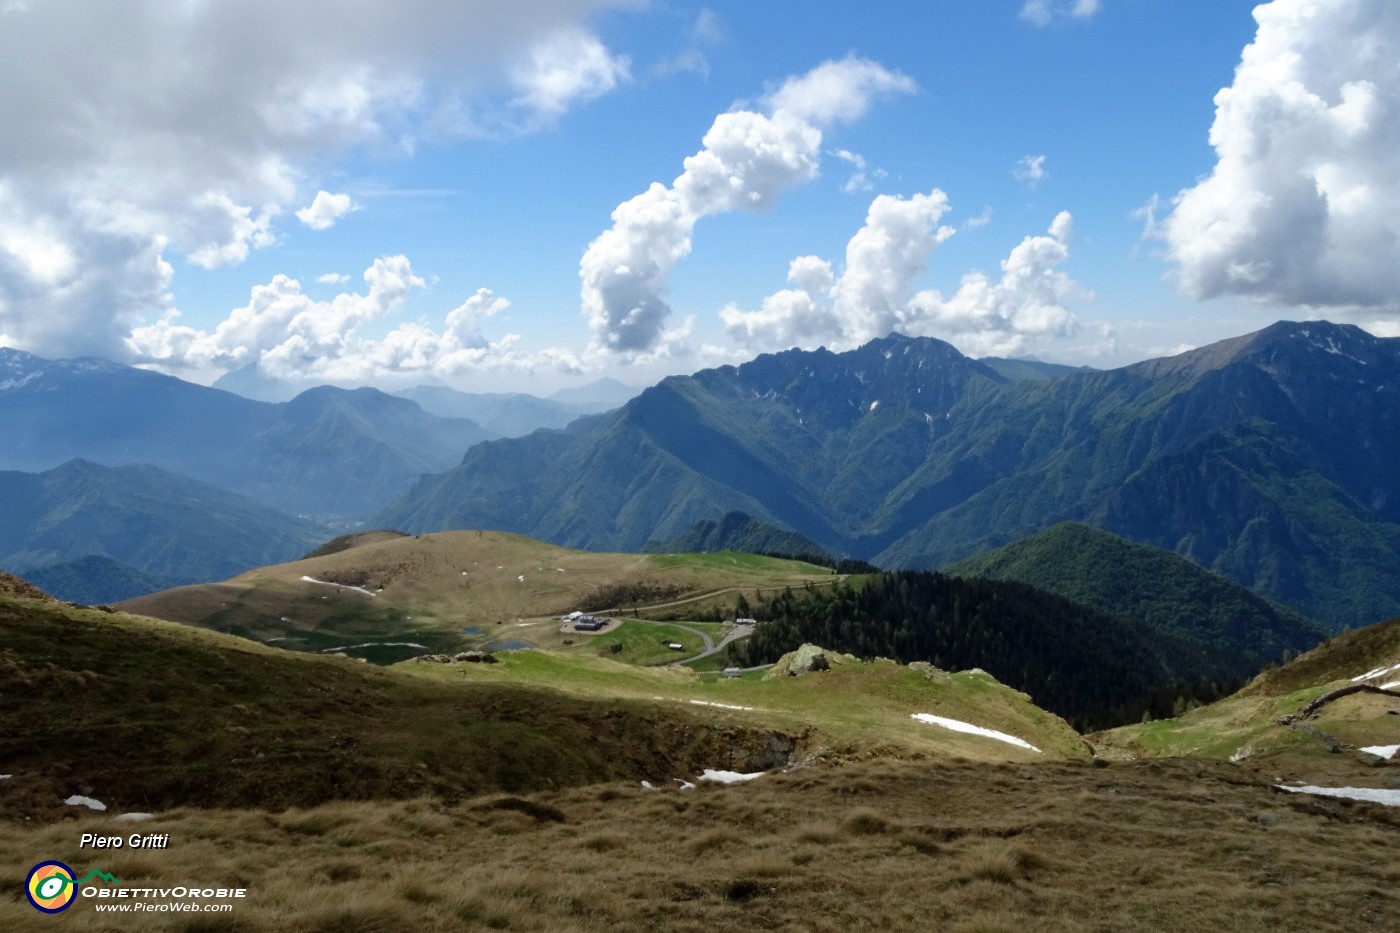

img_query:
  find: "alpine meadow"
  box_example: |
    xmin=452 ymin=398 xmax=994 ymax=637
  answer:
xmin=3 ymin=2 xmax=1400 ymax=932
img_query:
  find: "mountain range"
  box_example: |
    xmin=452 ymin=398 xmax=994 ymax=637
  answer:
xmin=0 ymin=459 xmax=323 ymax=600
xmin=374 ymin=321 xmax=1400 ymax=630
xmin=0 ymin=348 xmax=493 ymax=519
xmin=393 ymin=383 xmax=629 ymax=438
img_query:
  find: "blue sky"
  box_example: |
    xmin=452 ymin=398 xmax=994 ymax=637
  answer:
xmin=2 ymin=0 xmax=1396 ymax=392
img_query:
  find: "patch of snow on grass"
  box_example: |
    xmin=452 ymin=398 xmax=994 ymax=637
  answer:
xmin=517 ymin=575 xmax=525 ymax=582
xmin=299 ymin=575 xmax=376 ymax=598
xmin=1352 ymin=661 xmax=1400 ymax=682
xmin=114 ymin=813 xmax=154 ymax=821
xmin=1276 ymin=785 xmax=1400 ymax=807
xmin=66 ymin=795 xmax=106 ymax=811
xmin=911 ymin=713 xmax=1042 ymax=752
xmin=688 ymin=700 xmax=754 ymax=711
xmin=1382 ymin=680 xmax=1400 ymax=691
xmin=320 ymin=642 xmax=427 ymax=652
xmin=1360 ymin=745 xmax=1399 ymax=760
xmin=699 ymin=769 xmax=765 ymax=784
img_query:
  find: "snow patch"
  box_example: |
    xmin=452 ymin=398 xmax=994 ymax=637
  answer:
xmin=1350 ymin=661 xmax=1400 ymax=683
xmin=300 ymin=576 xmax=376 ymax=598
xmin=114 ymin=812 xmax=155 ymax=822
xmin=1359 ymin=745 xmax=1399 ymax=760
xmin=688 ymin=700 xmax=754 ymax=712
xmin=868 ymin=399 xmax=880 ymax=412
xmin=66 ymin=795 xmax=106 ymax=811
xmin=640 ymin=780 xmax=656 ymax=790
xmin=1276 ymin=785 xmax=1400 ymax=807
xmin=517 ymin=575 xmax=525 ymax=582
xmin=699 ymin=769 xmax=765 ymax=784
xmin=320 ymin=642 xmax=427 ymax=652
xmin=910 ymin=713 xmax=1042 ymax=753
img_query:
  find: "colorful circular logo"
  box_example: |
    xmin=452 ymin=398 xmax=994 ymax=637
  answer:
xmin=26 ymin=861 xmax=77 ymax=913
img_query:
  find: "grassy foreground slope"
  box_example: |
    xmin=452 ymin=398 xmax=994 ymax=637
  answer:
xmin=1094 ymin=616 xmax=1400 ymax=786
xmin=2 ymin=582 xmax=1398 ymax=931
xmin=403 ymin=647 xmax=1088 ymax=762
xmin=0 ymin=593 xmax=799 ymax=821
xmin=2 ymin=757 xmax=1396 ymax=932
xmin=118 ymin=530 xmax=836 ymax=659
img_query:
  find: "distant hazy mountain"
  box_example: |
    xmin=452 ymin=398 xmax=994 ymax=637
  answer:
xmin=375 ymin=322 xmax=1400 ymax=630
xmin=395 ymin=385 xmax=589 ymax=438
xmin=547 ymin=377 xmax=640 ymax=410
xmin=0 ymin=350 xmax=493 ymax=518
xmin=0 ymin=460 xmax=324 ymax=599
xmin=211 ymin=362 xmax=320 ymax=402
xmin=944 ymin=522 xmax=1327 ymax=675
xmin=643 ymin=511 xmax=833 ymax=562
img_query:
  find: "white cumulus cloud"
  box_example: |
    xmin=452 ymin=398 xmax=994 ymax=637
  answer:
xmin=0 ymin=0 xmax=634 ymax=361
xmin=1161 ymin=0 xmax=1400 ymax=320
xmin=722 ymin=195 xmax=1085 ymax=358
xmin=579 ymin=56 xmax=915 ymax=356
xmin=721 ymin=190 xmax=954 ymax=348
xmin=909 ymin=211 xmax=1085 ymax=357
xmin=509 ymin=26 xmax=630 ymax=123
xmin=296 ymin=191 xmax=358 ymax=230
xmin=128 ymin=257 xmax=581 ymax=382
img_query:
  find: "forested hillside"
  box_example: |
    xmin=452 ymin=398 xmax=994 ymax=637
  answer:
xmin=728 ymin=572 xmax=1246 ymax=730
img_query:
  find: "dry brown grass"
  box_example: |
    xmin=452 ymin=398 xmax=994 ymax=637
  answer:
xmin=2 ymin=758 xmax=1397 ymax=932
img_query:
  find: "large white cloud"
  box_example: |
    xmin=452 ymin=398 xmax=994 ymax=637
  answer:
xmin=722 ymin=193 xmax=1084 ymax=358
xmin=909 ymin=211 xmax=1084 ymax=357
xmin=128 ymin=256 xmax=581 ymax=382
xmin=0 ymin=0 xmax=633 ymax=360
xmin=1162 ymin=0 xmax=1400 ymax=318
xmin=579 ymin=56 xmax=915 ymax=355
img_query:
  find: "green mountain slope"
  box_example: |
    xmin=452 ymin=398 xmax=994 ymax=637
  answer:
xmin=643 ymin=511 xmax=833 ymax=562
xmin=376 ymin=335 xmax=1008 ymax=551
xmin=377 ymin=321 xmax=1400 ymax=631
xmin=944 ymin=522 xmax=1327 ymax=674
xmin=0 ymin=460 xmax=324 ymax=599
xmin=873 ymin=323 xmax=1400 ymax=628
xmin=728 ymin=571 xmax=1241 ymax=731
xmin=22 ymin=554 xmax=181 ymax=604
